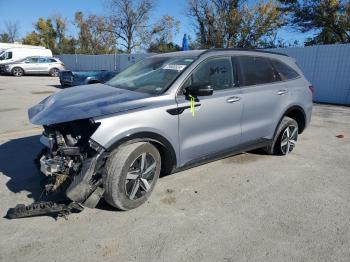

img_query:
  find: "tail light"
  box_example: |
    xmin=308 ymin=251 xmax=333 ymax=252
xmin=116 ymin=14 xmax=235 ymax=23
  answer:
xmin=60 ymin=63 xmax=65 ymax=67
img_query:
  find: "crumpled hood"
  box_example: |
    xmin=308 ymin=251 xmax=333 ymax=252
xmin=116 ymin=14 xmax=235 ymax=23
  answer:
xmin=28 ymin=83 xmax=150 ymax=125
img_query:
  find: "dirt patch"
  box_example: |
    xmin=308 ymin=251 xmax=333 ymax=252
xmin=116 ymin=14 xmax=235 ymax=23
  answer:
xmin=31 ymin=91 xmax=54 ymax=95
xmin=0 ymin=108 xmax=20 ymax=113
xmin=221 ymin=153 xmax=266 ymax=165
xmin=161 ymin=196 xmax=176 ymax=205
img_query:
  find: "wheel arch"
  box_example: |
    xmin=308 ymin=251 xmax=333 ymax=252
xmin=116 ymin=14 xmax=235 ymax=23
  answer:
xmin=12 ymin=66 xmax=24 ymax=75
xmin=276 ymin=105 xmax=307 ymax=136
xmin=106 ymin=132 xmax=177 ymax=176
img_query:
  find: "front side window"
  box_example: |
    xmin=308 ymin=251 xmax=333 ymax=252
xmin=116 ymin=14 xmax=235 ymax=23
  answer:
xmin=183 ymin=57 xmax=234 ymax=92
xmin=107 ymin=56 xmax=195 ymax=95
xmin=270 ymin=59 xmax=299 ymax=80
xmin=238 ymin=56 xmax=277 ymax=86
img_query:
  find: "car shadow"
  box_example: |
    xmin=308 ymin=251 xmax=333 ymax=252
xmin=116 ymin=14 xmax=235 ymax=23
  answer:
xmin=0 ymin=135 xmax=44 ymax=201
xmin=0 ymin=135 xmax=120 ymax=212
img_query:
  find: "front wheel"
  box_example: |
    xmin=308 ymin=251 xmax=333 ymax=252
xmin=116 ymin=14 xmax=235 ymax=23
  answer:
xmin=265 ymin=116 xmax=298 ymax=155
xmin=103 ymin=142 xmax=161 ymax=210
xmin=12 ymin=67 xmax=24 ymax=77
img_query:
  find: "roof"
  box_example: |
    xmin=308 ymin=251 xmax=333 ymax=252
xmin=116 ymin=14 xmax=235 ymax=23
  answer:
xmin=151 ymin=48 xmax=289 ymax=58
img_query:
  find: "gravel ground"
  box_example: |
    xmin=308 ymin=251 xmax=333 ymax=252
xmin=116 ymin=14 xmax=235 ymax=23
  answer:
xmin=0 ymin=76 xmax=349 ymax=262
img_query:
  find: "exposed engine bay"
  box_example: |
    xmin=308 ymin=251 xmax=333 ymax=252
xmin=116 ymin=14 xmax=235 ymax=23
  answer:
xmin=7 ymin=119 xmax=107 ymax=219
xmin=39 ymin=118 xmax=107 ymax=205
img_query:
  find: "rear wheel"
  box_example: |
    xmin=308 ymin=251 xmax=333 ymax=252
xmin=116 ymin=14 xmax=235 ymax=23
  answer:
xmin=49 ymin=68 xmax=59 ymax=77
xmin=12 ymin=67 xmax=24 ymax=77
xmin=103 ymin=142 xmax=161 ymax=210
xmin=265 ymin=116 xmax=298 ymax=155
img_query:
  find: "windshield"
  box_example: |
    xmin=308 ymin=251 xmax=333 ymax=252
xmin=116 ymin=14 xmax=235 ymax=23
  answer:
xmin=106 ymin=56 xmax=196 ymax=94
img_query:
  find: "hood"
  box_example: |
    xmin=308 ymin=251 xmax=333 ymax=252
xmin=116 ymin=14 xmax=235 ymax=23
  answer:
xmin=28 ymin=83 xmax=150 ymax=125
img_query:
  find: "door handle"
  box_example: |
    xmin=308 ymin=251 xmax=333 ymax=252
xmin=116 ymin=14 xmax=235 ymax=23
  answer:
xmin=277 ymin=89 xmax=288 ymax=95
xmin=226 ymin=96 xmax=241 ymax=103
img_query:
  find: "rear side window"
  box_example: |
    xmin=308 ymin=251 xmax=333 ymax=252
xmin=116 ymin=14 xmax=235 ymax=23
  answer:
xmin=27 ymin=57 xmax=39 ymax=63
xmin=270 ymin=59 xmax=299 ymax=80
xmin=184 ymin=57 xmax=234 ymax=91
xmin=237 ymin=56 xmax=277 ymax=86
xmin=38 ymin=58 xmax=47 ymax=63
xmin=49 ymin=58 xmax=57 ymax=62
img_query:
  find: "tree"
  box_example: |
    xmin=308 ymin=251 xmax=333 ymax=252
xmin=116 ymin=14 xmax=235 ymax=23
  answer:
xmin=147 ymin=15 xmax=181 ymax=52
xmin=147 ymin=42 xmax=181 ymax=52
xmin=0 ymin=21 xmax=20 ymax=43
xmin=74 ymin=12 xmax=116 ymax=54
xmin=278 ymin=0 xmax=350 ymax=45
xmin=4 ymin=21 xmax=20 ymax=42
xmin=0 ymin=33 xmax=11 ymax=43
xmin=22 ymin=16 xmax=76 ymax=54
xmin=188 ymin=0 xmax=284 ymax=48
xmin=108 ymin=0 xmax=154 ymax=52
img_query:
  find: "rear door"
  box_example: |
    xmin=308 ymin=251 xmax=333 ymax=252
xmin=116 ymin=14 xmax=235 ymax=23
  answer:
xmin=237 ymin=55 xmax=290 ymax=144
xmin=37 ymin=57 xmax=50 ymax=73
xmin=177 ymin=56 xmax=243 ymax=166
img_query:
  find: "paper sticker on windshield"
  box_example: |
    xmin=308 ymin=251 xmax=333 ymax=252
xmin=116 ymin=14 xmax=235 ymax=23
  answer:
xmin=163 ymin=64 xmax=187 ymax=71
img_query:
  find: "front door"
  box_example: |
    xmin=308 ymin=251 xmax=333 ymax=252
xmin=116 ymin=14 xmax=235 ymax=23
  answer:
xmin=177 ymin=56 xmax=243 ymax=166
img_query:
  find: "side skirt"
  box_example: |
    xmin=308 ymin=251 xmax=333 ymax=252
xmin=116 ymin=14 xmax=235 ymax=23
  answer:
xmin=172 ymin=138 xmax=272 ymax=174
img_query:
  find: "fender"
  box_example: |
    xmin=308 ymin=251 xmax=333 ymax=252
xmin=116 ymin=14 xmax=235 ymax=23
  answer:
xmin=273 ymin=105 xmax=306 ymax=138
xmin=105 ymin=131 xmax=178 ymax=175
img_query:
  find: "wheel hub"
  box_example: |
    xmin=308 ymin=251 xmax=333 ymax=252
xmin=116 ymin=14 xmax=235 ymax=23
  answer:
xmin=125 ymin=153 xmax=156 ymax=200
xmin=280 ymin=125 xmax=298 ymax=155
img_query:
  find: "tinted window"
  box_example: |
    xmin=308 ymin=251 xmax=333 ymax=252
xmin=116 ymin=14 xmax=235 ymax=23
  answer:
xmin=38 ymin=58 xmax=48 ymax=63
xmin=184 ymin=57 xmax=233 ymax=91
xmin=49 ymin=58 xmax=57 ymax=62
xmin=271 ymin=59 xmax=299 ymax=80
xmin=238 ymin=56 xmax=277 ymax=86
xmin=27 ymin=57 xmax=39 ymax=63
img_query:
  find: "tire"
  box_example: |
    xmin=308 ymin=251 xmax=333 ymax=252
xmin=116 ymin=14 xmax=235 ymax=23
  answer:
xmin=12 ymin=67 xmax=24 ymax=77
xmin=49 ymin=68 xmax=59 ymax=77
xmin=103 ymin=142 xmax=161 ymax=210
xmin=264 ymin=116 xmax=298 ymax=155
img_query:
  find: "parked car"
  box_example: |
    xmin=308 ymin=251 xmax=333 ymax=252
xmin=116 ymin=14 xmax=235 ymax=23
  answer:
xmin=59 ymin=70 xmax=118 ymax=87
xmin=0 ymin=56 xmax=65 ymax=76
xmin=29 ymin=49 xmax=312 ymax=211
xmin=0 ymin=47 xmax=52 ymax=65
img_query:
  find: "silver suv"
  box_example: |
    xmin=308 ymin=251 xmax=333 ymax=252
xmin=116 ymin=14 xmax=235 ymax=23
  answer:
xmin=29 ymin=49 xmax=312 ymax=210
xmin=2 ymin=56 xmax=65 ymax=76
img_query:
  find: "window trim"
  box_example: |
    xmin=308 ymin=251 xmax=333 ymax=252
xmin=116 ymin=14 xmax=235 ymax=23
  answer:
xmin=176 ymin=55 xmax=239 ymax=96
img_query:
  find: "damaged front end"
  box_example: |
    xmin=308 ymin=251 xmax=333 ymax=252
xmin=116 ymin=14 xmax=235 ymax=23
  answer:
xmin=38 ymin=118 xmax=107 ymax=208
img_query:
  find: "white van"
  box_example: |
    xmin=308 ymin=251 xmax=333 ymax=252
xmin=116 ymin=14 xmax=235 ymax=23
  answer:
xmin=0 ymin=47 xmax=53 ymax=64
xmin=0 ymin=43 xmax=46 ymax=52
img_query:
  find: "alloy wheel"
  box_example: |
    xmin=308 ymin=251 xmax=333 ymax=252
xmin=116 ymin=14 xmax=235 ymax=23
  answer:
xmin=13 ymin=68 xmax=23 ymax=76
xmin=125 ymin=152 xmax=157 ymax=200
xmin=280 ymin=125 xmax=298 ymax=155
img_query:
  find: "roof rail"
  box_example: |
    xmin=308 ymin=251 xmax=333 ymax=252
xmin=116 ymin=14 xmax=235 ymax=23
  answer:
xmin=201 ymin=48 xmax=289 ymax=57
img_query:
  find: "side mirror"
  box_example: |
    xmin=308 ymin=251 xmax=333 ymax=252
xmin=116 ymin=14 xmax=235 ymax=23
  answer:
xmin=184 ymin=84 xmax=214 ymax=97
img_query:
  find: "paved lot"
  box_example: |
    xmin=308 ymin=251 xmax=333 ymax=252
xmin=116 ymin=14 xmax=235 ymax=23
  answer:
xmin=0 ymin=76 xmax=349 ymax=262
